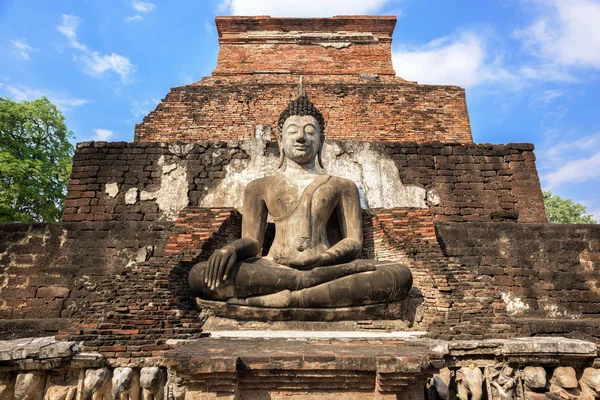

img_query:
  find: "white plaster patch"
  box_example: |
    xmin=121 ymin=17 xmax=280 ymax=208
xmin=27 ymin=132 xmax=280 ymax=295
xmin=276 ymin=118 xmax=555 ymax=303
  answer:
xmin=322 ymin=142 xmax=427 ymax=208
xmin=199 ymin=139 xmax=428 ymax=210
xmin=105 ymin=182 xmax=119 ymax=198
xmin=200 ymin=138 xmax=278 ymax=210
xmin=124 ymin=188 xmax=138 ymax=205
xmin=500 ymin=292 xmax=530 ymax=317
xmin=427 ymin=188 xmax=441 ymax=206
xmin=318 ymin=42 xmax=351 ymax=49
xmin=140 ymin=155 xmax=188 ymax=220
xmin=538 ymin=296 xmax=582 ymax=319
xmin=168 ymin=143 xmax=194 ymax=157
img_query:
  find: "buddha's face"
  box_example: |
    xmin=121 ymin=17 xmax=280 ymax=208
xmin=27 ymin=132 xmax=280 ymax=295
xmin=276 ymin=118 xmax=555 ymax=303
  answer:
xmin=281 ymin=115 xmax=322 ymax=165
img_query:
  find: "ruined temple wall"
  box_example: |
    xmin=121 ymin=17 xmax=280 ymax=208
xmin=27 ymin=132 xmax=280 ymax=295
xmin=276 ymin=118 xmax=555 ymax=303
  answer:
xmin=62 ymin=140 xmax=546 ymax=224
xmin=434 ymin=223 xmax=600 ymax=341
xmin=133 ymin=76 xmax=472 ymax=143
xmin=2 ymin=217 xmax=600 ymax=350
xmin=0 ymin=221 xmax=174 ymax=339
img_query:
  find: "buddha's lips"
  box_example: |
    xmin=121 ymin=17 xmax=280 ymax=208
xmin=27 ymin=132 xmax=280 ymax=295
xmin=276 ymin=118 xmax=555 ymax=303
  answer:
xmin=294 ymin=145 xmax=309 ymax=151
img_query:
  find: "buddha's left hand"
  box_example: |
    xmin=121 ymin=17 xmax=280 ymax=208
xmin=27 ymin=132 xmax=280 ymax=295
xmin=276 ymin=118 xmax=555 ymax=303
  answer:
xmin=286 ymin=252 xmax=335 ymax=269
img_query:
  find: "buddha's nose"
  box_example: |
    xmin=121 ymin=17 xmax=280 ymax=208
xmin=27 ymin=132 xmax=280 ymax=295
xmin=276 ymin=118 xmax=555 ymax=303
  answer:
xmin=296 ymin=133 xmax=306 ymax=142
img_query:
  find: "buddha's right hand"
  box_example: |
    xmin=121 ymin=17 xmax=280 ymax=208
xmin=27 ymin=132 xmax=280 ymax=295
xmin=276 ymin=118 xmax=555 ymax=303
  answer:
xmin=205 ymin=246 xmax=237 ymax=290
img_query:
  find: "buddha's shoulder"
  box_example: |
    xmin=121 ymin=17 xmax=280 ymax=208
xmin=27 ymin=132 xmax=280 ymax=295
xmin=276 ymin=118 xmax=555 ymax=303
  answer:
xmin=245 ymin=175 xmax=277 ymax=190
xmin=328 ymin=175 xmax=359 ymax=190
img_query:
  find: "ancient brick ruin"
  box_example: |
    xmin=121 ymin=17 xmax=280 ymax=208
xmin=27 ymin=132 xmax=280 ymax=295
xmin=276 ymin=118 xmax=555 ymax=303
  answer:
xmin=1 ymin=15 xmax=599 ymax=400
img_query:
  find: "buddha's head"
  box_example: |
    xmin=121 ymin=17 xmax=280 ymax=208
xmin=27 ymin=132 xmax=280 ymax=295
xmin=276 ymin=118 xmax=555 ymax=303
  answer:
xmin=277 ymin=80 xmax=325 ymax=169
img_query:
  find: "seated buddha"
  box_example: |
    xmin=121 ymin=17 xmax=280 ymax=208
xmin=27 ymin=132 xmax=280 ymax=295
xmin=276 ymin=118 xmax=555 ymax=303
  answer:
xmin=189 ymin=84 xmax=412 ymax=308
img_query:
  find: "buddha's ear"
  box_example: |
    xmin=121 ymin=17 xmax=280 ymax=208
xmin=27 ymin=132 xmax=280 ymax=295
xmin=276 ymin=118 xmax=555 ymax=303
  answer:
xmin=276 ymin=131 xmax=285 ymax=169
xmin=317 ymin=133 xmax=325 ymax=170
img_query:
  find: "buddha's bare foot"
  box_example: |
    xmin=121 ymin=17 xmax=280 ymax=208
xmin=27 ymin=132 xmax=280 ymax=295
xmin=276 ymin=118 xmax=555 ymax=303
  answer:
xmin=244 ymin=290 xmax=292 ymax=308
xmin=299 ymin=260 xmax=376 ymax=288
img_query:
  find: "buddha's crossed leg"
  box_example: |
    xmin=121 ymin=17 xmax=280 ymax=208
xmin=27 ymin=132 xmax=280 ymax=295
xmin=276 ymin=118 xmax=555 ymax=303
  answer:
xmin=189 ymin=258 xmax=412 ymax=308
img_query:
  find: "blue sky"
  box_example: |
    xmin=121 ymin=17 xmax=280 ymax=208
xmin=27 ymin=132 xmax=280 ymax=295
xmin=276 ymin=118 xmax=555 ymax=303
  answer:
xmin=1 ymin=0 xmax=599 ymax=220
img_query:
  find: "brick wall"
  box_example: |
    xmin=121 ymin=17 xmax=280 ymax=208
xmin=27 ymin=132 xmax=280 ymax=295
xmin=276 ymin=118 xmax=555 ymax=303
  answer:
xmin=2 ymin=213 xmax=600 ymax=355
xmin=134 ymin=75 xmax=472 ymax=143
xmin=64 ymin=208 xmax=242 ymax=358
xmin=434 ymin=223 xmax=600 ymax=341
xmin=63 ymin=140 xmax=546 ymax=223
xmin=213 ymin=16 xmax=396 ymax=76
xmin=0 ymin=221 xmax=172 ymax=338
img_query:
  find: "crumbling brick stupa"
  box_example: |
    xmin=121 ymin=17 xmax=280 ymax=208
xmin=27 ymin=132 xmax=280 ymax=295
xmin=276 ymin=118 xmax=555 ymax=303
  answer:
xmin=1 ymin=16 xmax=599 ymax=399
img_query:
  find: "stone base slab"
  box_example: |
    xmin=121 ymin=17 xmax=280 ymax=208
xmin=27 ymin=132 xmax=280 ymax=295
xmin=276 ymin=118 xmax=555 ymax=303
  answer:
xmin=202 ymin=316 xmax=416 ymax=333
xmin=164 ymin=337 xmax=443 ymax=399
xmin=196 ymin=297 xmax=414 ymax=322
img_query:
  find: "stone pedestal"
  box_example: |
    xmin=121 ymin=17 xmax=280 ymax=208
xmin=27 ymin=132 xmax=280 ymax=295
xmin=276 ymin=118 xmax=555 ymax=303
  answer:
xmin=164 ymin=336 xmax=443 ymax=399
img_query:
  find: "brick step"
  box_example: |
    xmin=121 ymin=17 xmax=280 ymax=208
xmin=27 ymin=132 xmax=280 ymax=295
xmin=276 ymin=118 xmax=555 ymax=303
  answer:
xmin=0 ymin=318 xmax=74 ymax=340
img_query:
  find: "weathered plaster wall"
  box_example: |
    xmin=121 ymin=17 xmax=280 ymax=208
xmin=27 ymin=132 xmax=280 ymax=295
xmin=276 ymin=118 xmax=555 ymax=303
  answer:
xmin=63 ymin=140 xmax=546 ymax=223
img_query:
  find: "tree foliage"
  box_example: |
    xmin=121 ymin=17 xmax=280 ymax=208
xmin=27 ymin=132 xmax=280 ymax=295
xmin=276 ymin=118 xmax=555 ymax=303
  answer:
xmin=543 ymin=191 xmax=597 ymax=224
xmin=0 ymin=97 xmax=74 ymax=222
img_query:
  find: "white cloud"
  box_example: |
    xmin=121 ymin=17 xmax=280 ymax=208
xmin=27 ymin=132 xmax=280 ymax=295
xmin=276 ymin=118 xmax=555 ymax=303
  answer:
xmin=543 ymin=152 xmax=600 ymax=189
xmin=392 ymin=32 xmax=514 ymax=88
xmin=132 ymin=98 xmax=160 ymax=118
xmin=589 ymin=208 xmax=600 ymax=222
xmin=131 ymin=0 xmax=155 ymax=13
xmin=11 ymin=39 xmax=35 ymax=60
xmin=518 ymin=64 xmax=578 ymax=83
xmin=531 ymin=89 xmax=565 ymax=104
xmin=57 ymin=14 xmax=135 ymax=81
xmin=218 ymin=0 xmax=395 ymax=17
xmin=3 ymin=84 xmax=90 ymax=111
xmin=57 ymin=14 xmax=87 ymax=51
xmin=92 ymin=129 xmax=114 ymax=141
xmin=204 ymin=21 xmax=214 ymax=35
xmin=125 ymin=15 xmax=144 ymax=23
xmin=78 ymin=52 xmax=135 ymax=81
xmin=514 ymin=0 xmax=600 ymax=69
xmin=539 ymin=132 xmax=600 ymax=189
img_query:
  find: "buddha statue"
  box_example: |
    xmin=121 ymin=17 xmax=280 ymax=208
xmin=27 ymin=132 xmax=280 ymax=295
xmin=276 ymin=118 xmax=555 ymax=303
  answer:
xmin=189 ymin=83 xmax=412 ymax=309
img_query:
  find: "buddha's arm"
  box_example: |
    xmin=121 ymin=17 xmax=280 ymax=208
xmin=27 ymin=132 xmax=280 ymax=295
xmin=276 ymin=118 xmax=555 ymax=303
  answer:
xmin=321 ymin=180 xmax=363 ymax=264
xmin=205 ymin=179 xmax=267 ymax=289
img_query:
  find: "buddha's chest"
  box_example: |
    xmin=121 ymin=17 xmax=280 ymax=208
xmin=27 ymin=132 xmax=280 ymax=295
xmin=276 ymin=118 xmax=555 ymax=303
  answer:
xmin=264 ymin=182 xmax=339 ymax=221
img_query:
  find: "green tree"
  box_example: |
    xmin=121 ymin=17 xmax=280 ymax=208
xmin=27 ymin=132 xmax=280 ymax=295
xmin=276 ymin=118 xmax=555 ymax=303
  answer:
xmin=543 ymin=191 xmax=597 ymax=224
xmin=0 ymin=97 xmax=74 ymax=222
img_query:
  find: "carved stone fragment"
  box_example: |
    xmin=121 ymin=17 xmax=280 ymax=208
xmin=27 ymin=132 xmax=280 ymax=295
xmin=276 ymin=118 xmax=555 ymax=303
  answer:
xmin=140 ymin=367 xmax=165 ymax=400
xmin=0 ymin=372 xmax=15 ymax=399
xmin=456 ymin=365 xmax=483 ymax=400
xmin=426 ymin=367 xmax=451 ymax=400
xmin=580 ymin=368 xmax=600 ymax=399
xmin=82 ymin=368 xmax=111 ymax=400
xmin=548 ymin=367 xmax=578 ymax=399
xmin=489 ymin=365 xmax=516 ymax=400
xmin=44 ymin=385 xmax=77 ymax=400
xmin=522 ymin=366 xmax=547 ymax=391
xmin=112 ymin=367 xmax=140 ymax=400
xmin=14 ymin=371 xmax=46 ymax=400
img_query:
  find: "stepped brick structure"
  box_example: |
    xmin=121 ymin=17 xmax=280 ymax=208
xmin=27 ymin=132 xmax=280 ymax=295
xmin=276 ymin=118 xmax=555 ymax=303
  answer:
xmin=135 ymin=16 xmax=472 ymax=144
xmin=1 ymin=15 xmax=599 ymax=400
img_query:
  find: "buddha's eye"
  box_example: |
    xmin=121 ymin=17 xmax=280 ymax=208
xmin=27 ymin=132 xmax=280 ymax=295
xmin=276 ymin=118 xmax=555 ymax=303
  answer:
xmin=305 ymin=125 xmax=316 ymax=135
